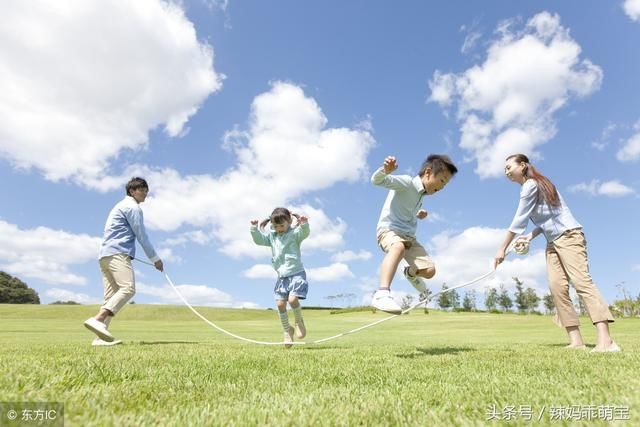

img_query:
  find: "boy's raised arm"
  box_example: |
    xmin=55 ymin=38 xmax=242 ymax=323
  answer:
xmin=371 ymin=155 xmax=412 ymax=190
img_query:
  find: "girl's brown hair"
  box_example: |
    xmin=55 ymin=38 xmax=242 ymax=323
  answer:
xmin=259 ymin=207 xmax=301 ymax=230
xmin=506 ymin=154 xmax=560 ymax=207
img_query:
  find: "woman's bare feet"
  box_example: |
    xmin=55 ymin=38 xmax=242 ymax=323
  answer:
xmin=591 ymin=341 xmax=621 ymax=353
xmin=564 ymin=344 xmax=586 ymax=350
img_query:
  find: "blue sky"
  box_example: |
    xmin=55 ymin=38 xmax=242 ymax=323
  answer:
xmin=1 ymin=0 xmax=639 ymax=310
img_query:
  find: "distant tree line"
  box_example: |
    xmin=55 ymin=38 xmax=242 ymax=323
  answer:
xmin=0 ymin=271 xmax=40 ymax=304
xmin=434 ymin=277 xmax=554 ymax=314
xmin=610 ymin=282 xmax=640 ymax=318
xmin=324 ymin=293 xmax=357 ymax=307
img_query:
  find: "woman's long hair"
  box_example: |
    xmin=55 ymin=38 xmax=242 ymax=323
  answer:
xmin=506 ymin=154 xmax=560 ymax=207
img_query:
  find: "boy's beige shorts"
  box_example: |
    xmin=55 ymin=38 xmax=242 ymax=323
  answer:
xmin=377 ymin=229 xmax=435 ymax=271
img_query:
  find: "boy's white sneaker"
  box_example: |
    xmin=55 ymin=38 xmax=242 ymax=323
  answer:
xmin=295 ymin=319 xmax=306 ymax=339
xmin=92 ymin=338 xmax=123 ymax=346
xmin=403 ymin=267 xmax=427 ymax=294
xmin=372 ymin=290 xmax=402 ymax=314
xmin=283 ymin=326 xmax=294 ymax=348
xmin=84 ymin=317 xmax=114 ymax=342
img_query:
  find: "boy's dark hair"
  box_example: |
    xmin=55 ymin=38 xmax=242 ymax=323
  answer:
xmin=126 ymin=177 xmax=149 ymax=196
xmin=418 ymin=154 xmax=458 ymax=177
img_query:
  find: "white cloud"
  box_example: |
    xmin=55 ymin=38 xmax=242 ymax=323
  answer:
xmin=0 ymin=0 xmax=222 ymax=183
xmin=425 ymin=211 xmax=445 ymax=223
xmin=568 ymin=179 xmax=635 ymax=197
xmin=162 ymin=230 xmax=214 ymax=247
xmin=0 ymin=220 xmax=100 ymax=285
xmin=591 ymin=122 xmax=618 ymax=151
xmin=137 ymin=281 xmax=257 ymax=308
xmin=429 ymin=71 xmax=456 ymax=107
xmin=243 ymin=262 xmax=354 ymax=282
xmin=307 ymin=263 xmax=354 ymax=282
xmin=289 ymin=205 xmax=348 ymax=254
xmin=156 ymin=248 xmax=183 ymax=264
xmin=616 ymin=132 xmax=640 ymax=162
xmin=203 ymin=0 xmax=229 ymax=12
xmin=427 ymin=227 xmax=548 ymax=295
xmin=568 ymin=181 xmax=598 ymax=195
xmin=624 ymin=0 xmax=640 ymax=21
xmin=91 ymin=82 xmax=374 ymax=259
xmin=461 ymin=31 xmax=482 ymax=54
xmin=598 ymin=181 xmax=635 ymax=196
xmin=243 ymin=264 xmax=276 ymax=279
xmin=44 ymin=288 xmax=101 ymax=304
xmin=331 ymin=250 xmax=373 ymax=263
xmin=429 ymin=12 xmax=602 ymax=178
xmin=460 ymin=20 xmax=483 ymax=55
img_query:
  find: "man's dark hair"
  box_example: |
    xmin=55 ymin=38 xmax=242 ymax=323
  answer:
xmin=418 ymin=154 xmax=458 ymax=177
xmin=126 ymin=177 xmax=149 ymax=196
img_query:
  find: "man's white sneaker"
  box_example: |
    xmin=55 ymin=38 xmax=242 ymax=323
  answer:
xmin=283 ymin=326 xmax=294 ymax=348
xmin=372 ymin=290 xmax=402 ymax=314
xmin=83 ymin=317 xmax=114 ymax=342
xmin=92 ymin=338 xmax=123 ymax=346
xmin=404 ymin=267 xmax=426 ymax=293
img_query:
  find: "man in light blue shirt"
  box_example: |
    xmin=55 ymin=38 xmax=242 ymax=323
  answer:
xmin=371 ymin=154 xmax=458 ymax=314
xmin=84 ymin=177 xmax=163 ymax=345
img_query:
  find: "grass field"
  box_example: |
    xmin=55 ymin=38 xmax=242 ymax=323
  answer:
xmin=1 ymin=304 xmax=638 ymax=426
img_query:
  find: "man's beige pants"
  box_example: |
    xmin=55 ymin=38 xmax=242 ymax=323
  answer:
xmin=100 ymin=253 xmax=135 ymax=316
xmin=546 ymin=229 xmax=614 ymax=327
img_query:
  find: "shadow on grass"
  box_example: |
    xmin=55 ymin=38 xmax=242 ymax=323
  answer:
xmin=396 ymin=346 xmax=475 ymax=358
xmin=137 ymin=341 xmax=200 ymax=345
xmin=294 ymin=345 xmax=342 ymax=351
xmin=542 ymin=343 xmax=593 ymax=350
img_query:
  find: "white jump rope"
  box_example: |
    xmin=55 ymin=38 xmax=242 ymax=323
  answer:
xmin=136 ymin=239 xmax=527 ymax=346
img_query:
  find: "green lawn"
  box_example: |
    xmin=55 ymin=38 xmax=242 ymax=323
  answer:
xmin=1 ymin=304 xmax=638 ymax=426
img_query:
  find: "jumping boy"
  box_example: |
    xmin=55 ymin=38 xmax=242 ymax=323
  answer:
xmin=371 ymin=154 xmax=458 ymax=314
